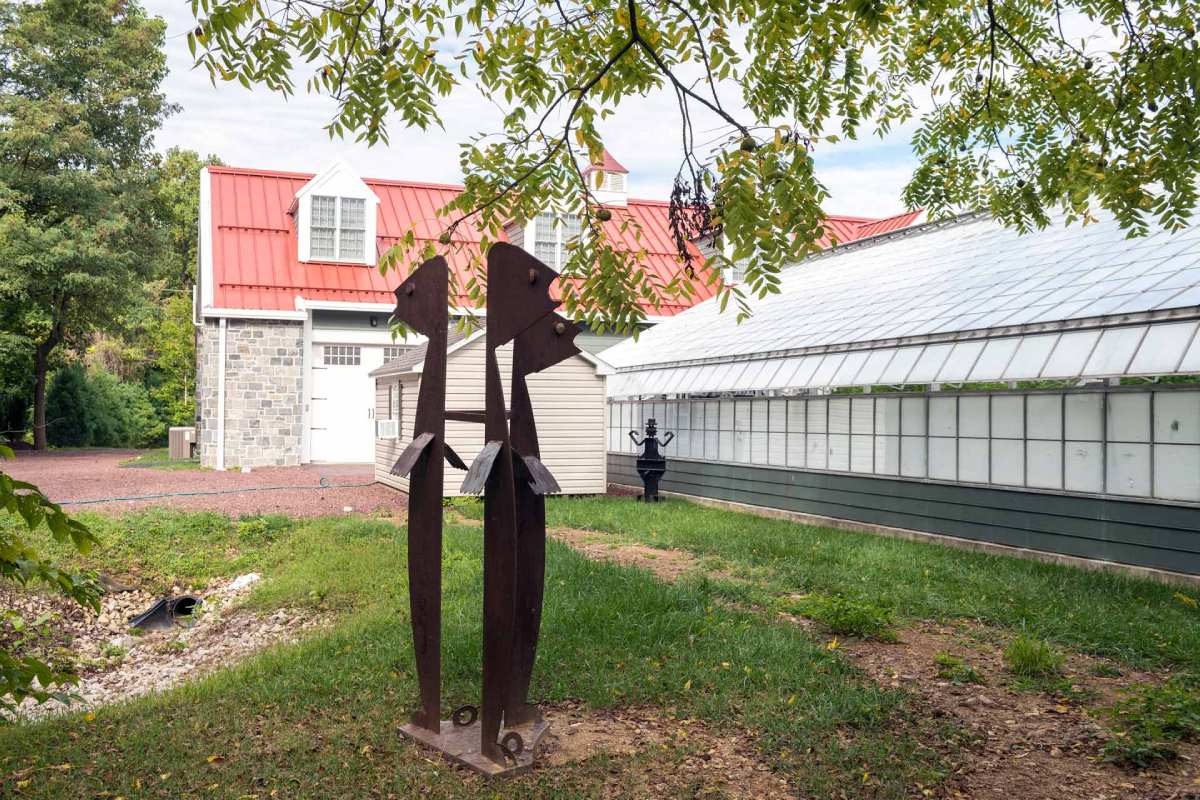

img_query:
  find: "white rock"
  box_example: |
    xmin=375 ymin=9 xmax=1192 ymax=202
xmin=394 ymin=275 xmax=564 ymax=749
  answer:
xmin=226 ymin=573 xmax=262 ymax=592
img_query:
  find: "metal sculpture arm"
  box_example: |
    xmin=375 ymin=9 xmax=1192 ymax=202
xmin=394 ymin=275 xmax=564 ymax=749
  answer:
xmin=628 ymin=430 xmax=644 ymax=446
xmin=660 ymin=431 xmax=675 ymax=447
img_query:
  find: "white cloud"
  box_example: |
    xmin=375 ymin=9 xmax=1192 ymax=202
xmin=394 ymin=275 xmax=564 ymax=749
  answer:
xmin=150 ymin=0 xmax=917 ymax=216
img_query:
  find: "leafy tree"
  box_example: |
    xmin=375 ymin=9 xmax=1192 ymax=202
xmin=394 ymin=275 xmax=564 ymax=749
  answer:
xmin=155 ymin=148 xmax=223 ymax=288
xmin=1 ymin=444 xmax=101 ymax=714
xmin=46 ymin=365 xmax=166 ymax=448
xmin=192 ymin=0 xmax=1200 ymax=328
xmin=44 ymin=366 xmax=91 ymax=448
xmin=0 ymin=0 xmax=173 ymax=449
xmin=145 ymin=293 xmax=199 ymax=429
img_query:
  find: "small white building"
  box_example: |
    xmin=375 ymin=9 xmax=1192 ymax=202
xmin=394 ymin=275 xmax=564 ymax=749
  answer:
xmin=371 ymin=328 xmax=611 ymax=496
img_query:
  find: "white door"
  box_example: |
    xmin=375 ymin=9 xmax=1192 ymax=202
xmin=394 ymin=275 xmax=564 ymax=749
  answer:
xmin=310 ymin=343 xmax=384 ymax=463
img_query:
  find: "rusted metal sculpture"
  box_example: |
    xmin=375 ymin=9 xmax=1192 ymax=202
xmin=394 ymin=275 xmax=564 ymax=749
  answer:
xmin=630 ymin=418 xmax=674 ymax=502
xmin=507 ymin=311 xmax=580 ymax=726
xmin=389 ymin=257 xmax=468 ymax=735
xmin=397 ymin=243 xmax=571 ymax=777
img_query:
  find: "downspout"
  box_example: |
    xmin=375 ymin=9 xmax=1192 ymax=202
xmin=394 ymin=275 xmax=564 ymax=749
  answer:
xmin=300 ymin=306 xmax=313 ymax=463
xmin=216 ymin=317 xmax=227 ymax=471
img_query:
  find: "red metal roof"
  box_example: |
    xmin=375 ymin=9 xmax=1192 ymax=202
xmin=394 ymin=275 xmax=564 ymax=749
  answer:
xmin=205 ymin=165 xmax=916 ymax=316
xmin=585 ymin=148 xmax=629 ymax=174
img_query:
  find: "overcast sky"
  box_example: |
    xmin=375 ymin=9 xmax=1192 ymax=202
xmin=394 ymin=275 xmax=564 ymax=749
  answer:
xmin=150 ymin=1 xmax=919 ymax=218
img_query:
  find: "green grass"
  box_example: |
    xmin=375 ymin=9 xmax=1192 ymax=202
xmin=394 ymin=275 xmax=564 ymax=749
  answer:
xmin=934 ymin=653 xmax=986 ymax=685
xmin=1100 ymin=676 xmax=1200 ymax=767
xmin=543 ymin=496 xmax=1200 ymax=671
xmin=118 ymin=448 xmax=206 ymax=471
xmin=1003 ymin=632 xmax=1065 ymax=679
xmin=1 ymin=510 xmax=946 ymax=799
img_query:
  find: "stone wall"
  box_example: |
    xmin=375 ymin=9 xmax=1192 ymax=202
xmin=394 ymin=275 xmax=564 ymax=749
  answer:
xmin=196 ymin=319 xmax=304 ymax=468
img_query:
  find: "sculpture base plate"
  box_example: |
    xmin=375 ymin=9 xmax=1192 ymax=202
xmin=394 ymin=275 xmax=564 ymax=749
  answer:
xmin=398 ymin=716 xmax=550 ymax=777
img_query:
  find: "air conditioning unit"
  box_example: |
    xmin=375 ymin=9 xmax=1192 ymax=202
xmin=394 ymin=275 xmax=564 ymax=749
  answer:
xmin=168 ymin=426 xmax=196 ymax=460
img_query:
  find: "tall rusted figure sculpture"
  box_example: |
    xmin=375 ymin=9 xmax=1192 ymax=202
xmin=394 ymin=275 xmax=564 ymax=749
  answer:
xmin=507 ymin=311 xmax=580 ymax=726
xmin=398 ymin=243 xmax=569 ymax=776
xmin=389 ymin=257 xmax=468 ymax=735
xmin=630 ymin=418 xmax=674 ymax=502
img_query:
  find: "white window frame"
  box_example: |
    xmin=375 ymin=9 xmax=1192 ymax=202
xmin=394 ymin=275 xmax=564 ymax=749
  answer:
xmin=309 ymin=195 xmax=366 ymax=262
xmin=530 ymin=212 xmax=582 ymax=269
xmin=376 ymin=381 xmax=401 ymax=439
xmin=323 ymin=344 xmax=361 ymax=366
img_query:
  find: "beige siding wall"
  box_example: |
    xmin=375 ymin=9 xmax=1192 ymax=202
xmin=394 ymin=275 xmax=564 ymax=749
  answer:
xmin=373 ymin=336 xmax=607 ymax=496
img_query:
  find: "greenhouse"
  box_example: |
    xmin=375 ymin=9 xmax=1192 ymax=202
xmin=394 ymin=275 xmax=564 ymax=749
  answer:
xmin=602 ymin=211 xmax=1200 ymax=577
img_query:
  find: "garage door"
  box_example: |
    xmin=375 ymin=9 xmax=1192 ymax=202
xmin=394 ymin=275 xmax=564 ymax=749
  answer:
xmin=310 ymin=343 xmax=384 ymax=463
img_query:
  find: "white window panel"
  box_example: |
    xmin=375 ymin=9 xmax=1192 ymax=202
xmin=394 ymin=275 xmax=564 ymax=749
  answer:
xmin=1027 ymin=394 xmax=1063 ymax=440
xmin=806 ymin=434 xmax=828 ymax=468
xmin=1106 ymin=442 xmax=1151 ymax=496
xmin=851 ymin=397 xmax=874 ymax=434
xmin=958 ymin=438 xmax=989 ymax=482
xmin=937 ymin=341 xmax=986 ymax=382
xmin=877 ymin=346 xmax=924 ymax=384
xmin=959 ymin=396 xmax=989 ymax=437
xmin=850 ymin=435 xmax=874 ymax=472
xmin=766 ymin=357 xmax=802 ymax=388
xmin=929 ymin=437 xmax=957 ymax=480
xmin=768 ymin=431 xmax=787 ymax=465
xmin=1064 ymin=393 xmax=1103 ymax=440
xmin=664 ymin=401 xmax=679 ymax=430
xmin=808 ymin=354 xmax=845 ymax=388
xmin=907 ymin=343 xmax=955 ymax=383
xmin=767 ymin=398 xmax=787 ymax=433
xmin=1127 ymin=322 xmax=1198 ymax=375
xmin=1181 ymin=328 xmax=1200 ymax=372
xmin=807 ymin=399 xmax=828 ymax=433
xmin=786 ymin=433 xmax=806 ymax=467
xmin=969 ymin=338 xmax=1021 ymax=381
xmin=991 ymin=439 xmax=1024 ymax=486
xmin=1082 ymin=326 xmax=1148 ymax=376
xmin=751 ymin=399 xmax=770 ymax=431
xmin=828 ymin=398 xmax=851 ymax=434
xmin=830 ymin=351 xmax=870 ymax=387
xmin=718 ymin=400 xmax=735 ymax=431
xmin=750 ymin=431 xmax=769 ymax=463
xmin=828 ymin=434 xmax=850 ymax=470
xmin=787 ymin=399 xmax=806 ymax=433
xmin=678 ymin=401 xmax=693 ymax=430
xmin=875 ymin=397 xmax=900 ymax=434
xmin=1026 ymin=441 xmax=1063 ymax=489
xmin=1065 ymin=441 xmax=1104 ymax=492
xmin=1042 ymin=330 xmax=1101 ymax=378
xmin=1155 ymin=392 xmax=1200 ymax=444
xmin=929 ymin=396 xmax=957 ymax=436
xmin=856 ymin=349 xmax=897 ymax=386
xmin=719 ymin=431 xmax=735 ymax=460
xmin=900 ymin=397 xmax=927 ymax=435
xmin=900 ymin=435 xmax=927 ymax=477
xmin=1107 ymin=393 xmax=1150 ymax=442
xmin=731 ymin=360 xmax=767 ymax=390
xmin=991 ymin=395 xmax=1024 ymax=439
xmin=704 ymin=401 xmax=720 ymax=431
xmin=1153 ymin=444 xmax=1200 ymax=501
xmin=702 ymin=430 xmax=718 ymax=459
xmin=1003 ymin=334 xmax=1060 ymax=380
xmin=734 ymin=399 xmax=752 ymax=432
xmin=875 ymin=435 xmax=901 ymax=475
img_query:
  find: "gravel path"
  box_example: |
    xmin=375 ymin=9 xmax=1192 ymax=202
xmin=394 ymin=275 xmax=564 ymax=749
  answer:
xmin=5 ymin=449 xmax=405 ymax=517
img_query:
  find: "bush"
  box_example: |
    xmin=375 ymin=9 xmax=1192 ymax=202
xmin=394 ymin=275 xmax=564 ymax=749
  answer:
xmin=1101 ymin=677 xmax=1200 ymax=767
xmin=1003 ymin=632 xmax=1064 ymax=678
xmin=793 ymin=594 xmax=896 ymax=641
xmin=46 ymin=365 xmax=165 ymax=448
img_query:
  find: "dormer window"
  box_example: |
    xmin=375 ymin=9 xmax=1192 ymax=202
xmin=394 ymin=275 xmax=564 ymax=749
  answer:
xmin=596 ymin=171 xmax=625 ymax=193
xmin=311 ymin=195 xmax=365 ymax=260
xmin=533 ymin=212 xmax=582 ymax=268
xmin=295 ymin=159 xmax=379 ymax=265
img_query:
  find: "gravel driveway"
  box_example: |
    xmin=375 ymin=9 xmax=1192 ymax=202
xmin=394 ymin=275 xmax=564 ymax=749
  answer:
xmin=5 ymin=450 xmax=406 ymax=518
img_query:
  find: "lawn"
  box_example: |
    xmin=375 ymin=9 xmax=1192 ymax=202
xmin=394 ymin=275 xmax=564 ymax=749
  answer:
xmin=118 ymin=448 xmax=205 ymax=471
xmin=0 ymin=508 xmax=941 ymax=799
xmin=3 ymin=497 xmax=1197 ymax=798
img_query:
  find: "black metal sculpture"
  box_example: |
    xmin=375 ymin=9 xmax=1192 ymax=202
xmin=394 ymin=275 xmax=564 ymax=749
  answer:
xmin=630 ymin=418 xmax=674 ymax=502
xmin=396 ymin=243 xmax=573 ymax=777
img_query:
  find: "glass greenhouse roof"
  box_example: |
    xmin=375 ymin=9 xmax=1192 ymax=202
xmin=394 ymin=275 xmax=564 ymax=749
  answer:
xmin=605 ymin=210 xmax=1200 ymax=398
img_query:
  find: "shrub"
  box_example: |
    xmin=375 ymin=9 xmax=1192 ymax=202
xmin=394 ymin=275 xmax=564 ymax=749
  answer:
xmin=1003 ymin=632 xmax=1064 ymax=678
xmin=1101 ymin=677 xmax=1200 ymax=767
xmin=934 ymin=652 xmax=985 ymax=685
xmin=797 ymin=594 xmax=896 ymax=641
xmin=46 ymin=365 xmax=165 ymax=448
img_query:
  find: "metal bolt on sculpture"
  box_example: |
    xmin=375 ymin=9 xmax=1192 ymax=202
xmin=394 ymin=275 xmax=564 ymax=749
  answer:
xmin=391 ymin=244 xmax=580 ymax=777
xmin=630 ymin=418 xmax=674 ymax=502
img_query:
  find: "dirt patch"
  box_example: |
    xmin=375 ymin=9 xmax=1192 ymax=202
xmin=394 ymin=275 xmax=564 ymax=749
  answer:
xmin=839 ymin=622 xmax=1200 ymax=800
xmin=538 ymin=701 xmax=792 ymax=799
xmin=4 ymin=575 xmax=326 ymax=721
xmin=550 ymin=527 xmax=726 ymax=584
